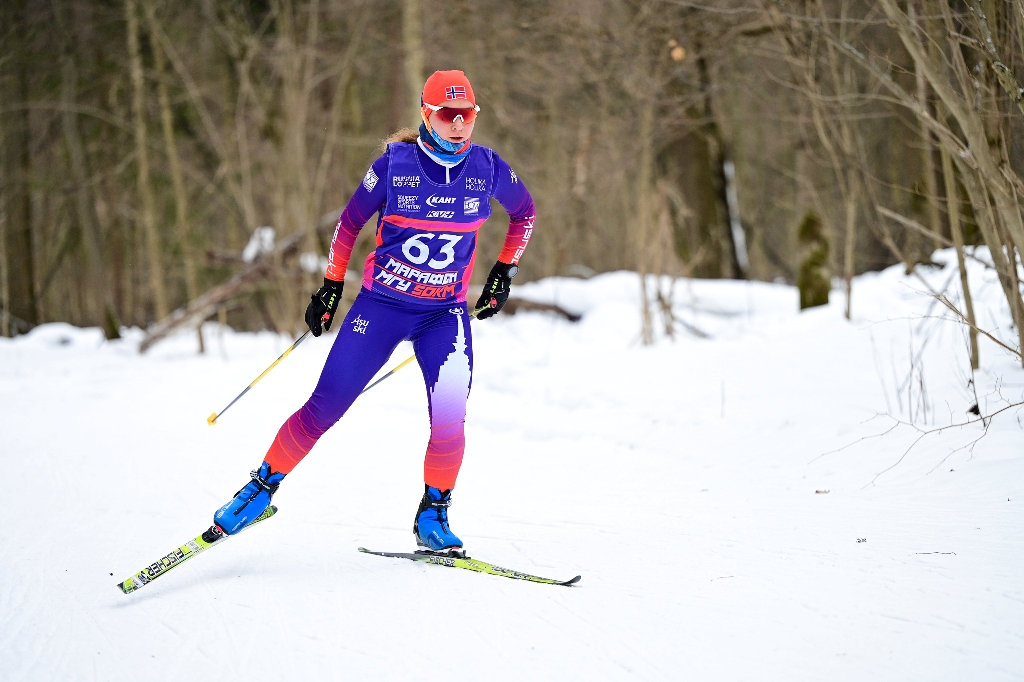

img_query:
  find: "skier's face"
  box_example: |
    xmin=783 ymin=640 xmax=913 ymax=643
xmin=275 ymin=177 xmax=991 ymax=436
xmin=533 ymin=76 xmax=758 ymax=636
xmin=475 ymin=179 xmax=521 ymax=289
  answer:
xmin=428 ymin=100 xmax=476 ymax=145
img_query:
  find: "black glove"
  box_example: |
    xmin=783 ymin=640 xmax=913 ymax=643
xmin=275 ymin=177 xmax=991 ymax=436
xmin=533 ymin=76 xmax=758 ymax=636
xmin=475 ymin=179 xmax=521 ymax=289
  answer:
xmin=305 ymin=278 xmax=343 ymax=336
xmin=474 ymin=261 xmax=518 ymax=320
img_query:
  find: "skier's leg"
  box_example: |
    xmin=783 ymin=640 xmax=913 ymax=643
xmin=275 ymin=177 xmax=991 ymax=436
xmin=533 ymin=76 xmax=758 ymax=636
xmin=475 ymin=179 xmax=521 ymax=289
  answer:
xmin=415 ymin=304 xmax=474 ymax=489
xmin=410 ymin=304 xmax=473 ymax=551
xmin=215 ymin=293 xmax=407 ymax=533
xmin=263 ymin=293 xmax=409 ymax=474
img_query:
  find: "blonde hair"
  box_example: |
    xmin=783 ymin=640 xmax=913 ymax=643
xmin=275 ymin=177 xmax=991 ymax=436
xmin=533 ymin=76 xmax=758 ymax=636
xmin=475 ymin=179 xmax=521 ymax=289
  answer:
xmin=378 ymin=127 xmax=419 ymax=153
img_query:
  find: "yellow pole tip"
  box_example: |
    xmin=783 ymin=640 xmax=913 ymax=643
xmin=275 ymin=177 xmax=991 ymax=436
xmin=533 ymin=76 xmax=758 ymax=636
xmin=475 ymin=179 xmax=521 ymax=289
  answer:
xmin=207 ymin=413 xmax=218 ymax=426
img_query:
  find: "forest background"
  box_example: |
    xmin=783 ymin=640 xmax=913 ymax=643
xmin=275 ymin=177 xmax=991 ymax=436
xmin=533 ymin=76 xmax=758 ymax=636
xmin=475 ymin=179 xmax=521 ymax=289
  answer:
xmin=1 ymin=0 xmax=1023 ymax=361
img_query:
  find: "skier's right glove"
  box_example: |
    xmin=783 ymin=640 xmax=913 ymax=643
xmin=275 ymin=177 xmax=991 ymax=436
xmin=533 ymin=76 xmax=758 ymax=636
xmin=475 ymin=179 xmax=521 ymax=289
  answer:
xmin=305 ymin=278 xmax=343 ymax=337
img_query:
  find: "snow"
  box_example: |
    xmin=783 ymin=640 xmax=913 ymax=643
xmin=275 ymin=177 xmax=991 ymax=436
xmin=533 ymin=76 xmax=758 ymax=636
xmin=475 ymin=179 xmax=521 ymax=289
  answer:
xmin=1 ymin=249 xmax=1022 ymax=681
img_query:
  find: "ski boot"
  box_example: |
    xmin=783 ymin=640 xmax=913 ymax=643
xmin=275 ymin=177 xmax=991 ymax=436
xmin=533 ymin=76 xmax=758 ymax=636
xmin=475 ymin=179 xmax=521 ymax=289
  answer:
xmin=413 ymin=485 xmax=465 ymax=557
xmin=214 ymin=462 xmax=285 ymax=535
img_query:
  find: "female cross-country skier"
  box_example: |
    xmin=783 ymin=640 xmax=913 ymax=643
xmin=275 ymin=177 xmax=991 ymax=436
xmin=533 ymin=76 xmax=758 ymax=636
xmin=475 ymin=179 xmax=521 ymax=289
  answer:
xmin=212 ymin=70 xmax=534 ymax=558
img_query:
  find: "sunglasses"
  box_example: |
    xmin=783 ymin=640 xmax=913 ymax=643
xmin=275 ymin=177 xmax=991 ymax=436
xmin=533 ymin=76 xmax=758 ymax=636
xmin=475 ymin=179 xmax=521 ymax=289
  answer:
xmin=425 ymin=103 xmax=480 ymax=124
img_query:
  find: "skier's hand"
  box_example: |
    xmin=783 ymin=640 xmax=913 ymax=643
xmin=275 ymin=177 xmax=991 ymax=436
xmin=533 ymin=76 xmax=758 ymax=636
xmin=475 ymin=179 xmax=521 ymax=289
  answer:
xmin=474 ymin=261 xmax=518 ymax=320
xmin=305 ymin=278 xmax=343 ymax=336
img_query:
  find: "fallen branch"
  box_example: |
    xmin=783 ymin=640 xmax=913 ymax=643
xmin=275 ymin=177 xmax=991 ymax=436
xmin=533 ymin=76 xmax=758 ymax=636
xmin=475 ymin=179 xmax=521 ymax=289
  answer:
xmin=139 ymin=231 xmax=305 ymax=353
xmin=502 ymin=298 xmax=582 ymax=323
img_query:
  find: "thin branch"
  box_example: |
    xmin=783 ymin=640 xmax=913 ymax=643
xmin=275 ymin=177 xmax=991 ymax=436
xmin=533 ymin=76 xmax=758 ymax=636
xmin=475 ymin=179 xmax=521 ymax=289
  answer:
xmin=876 ymin=205 xmax=953 ymax=247
xmin=947 ymin=31 xmax=984 ymax=51
xmin=933 ymin=293 xmax=1023 ymax=360
xmin=864 ymin=398 xmax=1024 ymax=486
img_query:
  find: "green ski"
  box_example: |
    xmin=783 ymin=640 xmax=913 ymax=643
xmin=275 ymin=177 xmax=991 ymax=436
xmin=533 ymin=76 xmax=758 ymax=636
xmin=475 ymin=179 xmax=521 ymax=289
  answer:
xmin=117 ymin=505 xmax=278 ymax=594
xmin=358 ymin=547 xmax=581 ymax=586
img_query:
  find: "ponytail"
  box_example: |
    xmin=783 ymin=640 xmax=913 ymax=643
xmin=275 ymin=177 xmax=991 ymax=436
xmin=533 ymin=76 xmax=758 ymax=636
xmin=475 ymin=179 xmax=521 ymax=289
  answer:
xmin=379 ymin=127 xmax=419 ymax=153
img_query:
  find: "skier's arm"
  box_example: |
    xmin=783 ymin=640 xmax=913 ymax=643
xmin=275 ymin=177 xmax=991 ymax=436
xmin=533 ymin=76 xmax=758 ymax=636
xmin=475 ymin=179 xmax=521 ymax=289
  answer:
xmin=475 ymin=155 xmax=535 ymax=319
xmin=324 ymin=154 xmax=390 ymax=282
xmin=491 ymin=154 xmax=535 ymax=266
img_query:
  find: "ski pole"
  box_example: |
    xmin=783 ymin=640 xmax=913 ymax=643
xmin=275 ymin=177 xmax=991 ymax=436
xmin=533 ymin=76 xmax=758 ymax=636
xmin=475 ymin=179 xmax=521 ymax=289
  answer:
xmin=210 ymin=304 xmax=490 ymax=423
xmin=359 ymin=304 xmax=488 ymax=396
xmin=359 ymin=354 xmax=417 ymax=395
xmin=207 ymin=329 xmax=314 ymax=425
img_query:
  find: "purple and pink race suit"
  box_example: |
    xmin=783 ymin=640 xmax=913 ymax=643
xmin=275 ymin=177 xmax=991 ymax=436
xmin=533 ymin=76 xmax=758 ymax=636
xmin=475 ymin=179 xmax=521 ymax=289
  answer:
xmin=261 ymin=142 xmax=534 ymax=490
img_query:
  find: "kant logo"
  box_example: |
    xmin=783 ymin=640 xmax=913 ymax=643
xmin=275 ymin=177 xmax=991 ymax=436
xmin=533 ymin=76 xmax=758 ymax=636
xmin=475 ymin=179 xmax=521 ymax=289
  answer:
xmin=426 ymin=194 xmax=457 ymax=207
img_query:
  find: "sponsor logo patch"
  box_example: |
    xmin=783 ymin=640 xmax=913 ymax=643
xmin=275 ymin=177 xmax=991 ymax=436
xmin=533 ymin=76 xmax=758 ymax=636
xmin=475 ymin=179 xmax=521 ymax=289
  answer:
xmin=393 ymin=175 xmax=421 ymax=188
xmin=465 ymin=177 xmax=486 ymax=192
xmin=397 ymin=195 xmax=421 ymax=211
xmin=464 ymin=197 xmax=480 ymax=215
xmin=426 ymin=194 xmax=457 ymax=207
xmin=352 ymin=315 xmax=370 ymax=334
xmin=362 ymin=167 xmax=379 ymax=192
xmin=509 ymin=168 xmax=519 ymax=184
xmin=426 ymin=210 xmax=455 ymax=218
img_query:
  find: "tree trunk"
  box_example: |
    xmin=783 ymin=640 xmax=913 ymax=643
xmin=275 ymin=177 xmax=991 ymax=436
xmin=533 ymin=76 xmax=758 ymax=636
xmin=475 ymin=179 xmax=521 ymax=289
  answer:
xmin=3 ymin=3 xmax=38 ymax=329
xmin=0 ymin=174 xmax=8 ymax=338
xmin=954 ymin=155 xmax=1024 ymax=364
xmin=910 ymin=0 xmax=943 ymax=255
xmin=59 ymin=46 xmax=121 ymax=339
xmin=842 ymin=169 xmax=859 ymax=319
xmin=939 ymin=120 xmax=979 ymax=369
xmin=146 ymin=0 xmax=196 ymax=302
xmin=695 ymin=43 xmax=742 ymax=279
xmin=636 ymin=98 xmax=656 ymax=345
xmin=402 ymin=0 xmax=425 ymax=127
xmin=125 ymin=0 xmax=169 ymax=321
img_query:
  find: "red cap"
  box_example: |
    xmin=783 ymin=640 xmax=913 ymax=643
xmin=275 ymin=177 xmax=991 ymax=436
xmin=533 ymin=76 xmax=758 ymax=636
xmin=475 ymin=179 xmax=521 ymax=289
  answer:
xmin=421 ymin=70 xmax=476 ymax=107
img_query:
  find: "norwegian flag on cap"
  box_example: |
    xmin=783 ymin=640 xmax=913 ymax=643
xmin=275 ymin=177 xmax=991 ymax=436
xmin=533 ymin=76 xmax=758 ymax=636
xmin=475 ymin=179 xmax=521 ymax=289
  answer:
xmin=422 ymin=70 xmax=476 ymax=107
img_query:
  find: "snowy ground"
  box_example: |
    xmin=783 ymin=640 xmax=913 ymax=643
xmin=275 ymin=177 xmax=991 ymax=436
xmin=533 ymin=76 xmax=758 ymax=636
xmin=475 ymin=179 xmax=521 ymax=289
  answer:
xmin=2 ymin=250 xmax=1022 ymax=681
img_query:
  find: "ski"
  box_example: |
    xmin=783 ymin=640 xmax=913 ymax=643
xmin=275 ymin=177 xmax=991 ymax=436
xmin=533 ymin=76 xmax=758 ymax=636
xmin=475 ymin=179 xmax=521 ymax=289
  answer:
xmin=358 ymin=547 xmax=581 ymax=586
xmin=117 ymin=505 xmax=278 ymax=595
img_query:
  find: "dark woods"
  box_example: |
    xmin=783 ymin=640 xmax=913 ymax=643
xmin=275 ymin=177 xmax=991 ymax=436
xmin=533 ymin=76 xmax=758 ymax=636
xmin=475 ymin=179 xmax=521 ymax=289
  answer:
xmin=1 ymin=1 xmax=1022 ymax=362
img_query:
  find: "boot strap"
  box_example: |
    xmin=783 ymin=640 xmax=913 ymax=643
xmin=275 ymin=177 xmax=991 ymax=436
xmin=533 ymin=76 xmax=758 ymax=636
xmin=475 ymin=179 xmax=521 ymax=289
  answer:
xmin=250 ymin=469 xmax=281 ymax=496
xmin=425 ymin=496 xmax=450 ymax=508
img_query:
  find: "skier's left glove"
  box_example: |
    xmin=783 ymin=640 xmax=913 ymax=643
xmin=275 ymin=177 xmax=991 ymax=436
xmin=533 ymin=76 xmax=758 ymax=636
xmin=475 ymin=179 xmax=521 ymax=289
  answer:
xmin=305 ymin=278 xmax=343 ymax=336
xmin=474 ymin=261 xmax=518 ymax=320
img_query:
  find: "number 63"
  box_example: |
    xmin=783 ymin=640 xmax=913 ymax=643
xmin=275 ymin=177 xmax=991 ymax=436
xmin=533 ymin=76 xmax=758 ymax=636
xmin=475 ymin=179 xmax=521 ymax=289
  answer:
xmin=402 ymin=233 xmax=463 ymax=269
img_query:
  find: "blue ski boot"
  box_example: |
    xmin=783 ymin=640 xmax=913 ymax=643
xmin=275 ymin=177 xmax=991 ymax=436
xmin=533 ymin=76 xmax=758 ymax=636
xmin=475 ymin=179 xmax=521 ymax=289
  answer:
xmin=214 ymin=462 xmax=285 ymax=535
xmin=413 ymin=485 xmax=465 ymax=557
